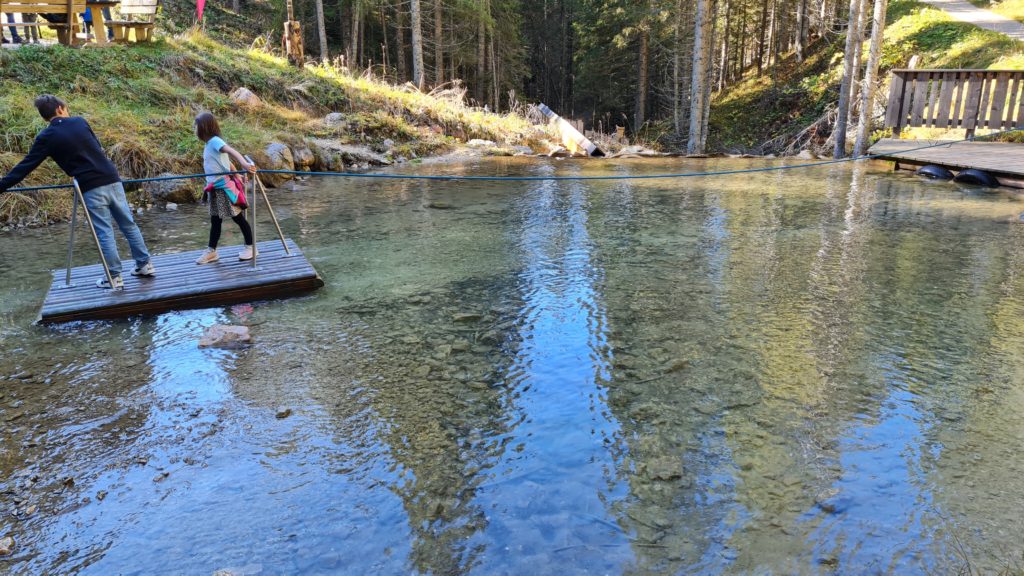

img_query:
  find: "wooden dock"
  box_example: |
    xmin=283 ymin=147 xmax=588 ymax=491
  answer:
xmin=868 ymin=139 xmax=1024 ymax=188
xmin=39 ymin=238 xmax=323 ymax=323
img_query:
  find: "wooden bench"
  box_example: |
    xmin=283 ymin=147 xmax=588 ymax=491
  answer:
xmin=884 ymin=69 xmax=1024 ymax=138
xmin=0 ymin=0 xmax=86 ymax=45
xmin=106 ymin=0 xmax=156 ymax=42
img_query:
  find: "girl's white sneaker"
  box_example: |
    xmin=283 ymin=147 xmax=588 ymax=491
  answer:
xmin=196 ymin=248 xmax=219 ymax=264
xmin=238 ymin=246 xmax=257 ymax=261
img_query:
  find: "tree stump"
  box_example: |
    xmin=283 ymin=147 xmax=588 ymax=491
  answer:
xmin=284 ymin=20 xmax=304 ymax=67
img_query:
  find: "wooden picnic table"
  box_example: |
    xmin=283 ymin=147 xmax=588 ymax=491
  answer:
xmin=86 ymin=0 xmax=117 ymax=45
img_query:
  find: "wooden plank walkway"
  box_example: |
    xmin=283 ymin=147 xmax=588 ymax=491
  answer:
xmin=39 ymin=238 xmax=323 ymax=323
xmin=868 ymin=138 xmax=1024 ymax=188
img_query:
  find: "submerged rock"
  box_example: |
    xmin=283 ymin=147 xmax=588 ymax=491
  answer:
xmin=198 ymin=325 xmax=252 ymax=349
xmin=0 ymin=536 xmax=14 ymax=556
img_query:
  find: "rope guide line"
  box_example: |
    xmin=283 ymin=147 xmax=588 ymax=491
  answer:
xmin=5 ymin=128 xmax=1020 ymax=194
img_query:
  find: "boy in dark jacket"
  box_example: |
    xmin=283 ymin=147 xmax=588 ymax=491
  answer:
xmin=0 ymin=95 xmax=155 ymax=290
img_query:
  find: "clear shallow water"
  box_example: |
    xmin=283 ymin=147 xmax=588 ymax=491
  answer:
xmin=2 ymin=158 xmax=1024 ymax=574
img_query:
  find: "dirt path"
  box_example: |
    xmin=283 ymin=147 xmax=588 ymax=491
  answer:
xmin=920 ymin=0 xmax=1024 ymax=42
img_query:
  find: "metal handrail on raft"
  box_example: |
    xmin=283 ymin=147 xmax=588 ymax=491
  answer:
xmin=62 ymin=173 xmax=291 ymax=289
xmin=63 ymin=178 xmax=116 ymax=290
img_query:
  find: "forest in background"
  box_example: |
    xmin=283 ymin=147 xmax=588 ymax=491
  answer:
xmin=154 ymin=0 xmax=1024 ymax=156
xmin=193 ymin=0 xmax=872 ymax=153
xmin=179 ymin=0 xmax=893 ymax=154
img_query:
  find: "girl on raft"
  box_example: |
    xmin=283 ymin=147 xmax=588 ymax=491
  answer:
xmin=193 ymin=111 xmax=259 ymax=264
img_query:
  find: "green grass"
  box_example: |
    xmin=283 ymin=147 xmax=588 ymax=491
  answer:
xmin=710 ymin=0 xmax=1024 ymax=154
xmin=0 ymin=31 xmax=546 ymax=226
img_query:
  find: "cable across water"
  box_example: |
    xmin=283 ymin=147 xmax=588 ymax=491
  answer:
xmin=4 ymin=128 xmax=1020 ymax=194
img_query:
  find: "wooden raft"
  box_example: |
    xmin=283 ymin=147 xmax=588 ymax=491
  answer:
xmin=868 ymin=139 xmax=1024 ymax=189
xmin=39 ymin=239 xmax=323 ymax=323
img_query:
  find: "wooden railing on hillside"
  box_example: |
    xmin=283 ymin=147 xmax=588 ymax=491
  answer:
xmin=884 ymin=69 xmax=1024 ymax=137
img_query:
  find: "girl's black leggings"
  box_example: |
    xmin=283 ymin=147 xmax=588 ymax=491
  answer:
xmin=209 ymin=213 xmax=253 ymax=249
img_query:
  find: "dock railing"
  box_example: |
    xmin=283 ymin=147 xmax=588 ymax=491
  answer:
xmin=884 ymin=69 xmax=1024 ymax=138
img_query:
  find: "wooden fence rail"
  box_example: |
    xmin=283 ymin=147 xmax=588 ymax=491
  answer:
xmin=884 ymin=69 xmax=1024 ymax=137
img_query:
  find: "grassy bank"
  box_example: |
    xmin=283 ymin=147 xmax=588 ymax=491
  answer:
xmin=710 ymin=0 xmax=1024 ymax=154
xmin=0 ymin=31 xmax=546 ymax=227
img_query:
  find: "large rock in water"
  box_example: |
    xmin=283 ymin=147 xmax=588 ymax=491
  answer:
xmin=290 ymin=142 xmax=315 ymax=170
xmin=144 ymin=173 xmax=200 ymax=204
xmin=308 ymin=139 xmax=345 ymax=172
xmin=307 ymin=139 xmax=392 ymax=169
xmin=198 ymin=325 xmax=251 ymax=349
xmin=229 ymin=87 xmax=262 ymax=108
xmin=252 ymin=143 xmax=295 ymax=187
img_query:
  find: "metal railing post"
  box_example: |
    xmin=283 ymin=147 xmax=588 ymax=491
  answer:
xmin=63 ymin=186 xmax=79 ymax=288
xmin=73 ymin=178 xmax=117 ymax=290
xmin=250 ymin=171 xmax=257 ymax=270
xmin=253 ymin=173 xmax=291 ymax=255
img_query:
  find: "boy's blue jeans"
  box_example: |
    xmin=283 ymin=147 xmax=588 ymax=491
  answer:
xmin=83 ymin=182 xmax=150 ymax=277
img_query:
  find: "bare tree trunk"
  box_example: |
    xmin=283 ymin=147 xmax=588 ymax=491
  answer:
xmin=448 ymin=9 xmax=455 ymax=82
xmin=796 ymin=0 xmax=807 ymax=61
xmin=834 ymin=0 xmax=863 ymax=158
xmin=477 ymin=0 xmax=486 ymax=104
xmin=359 ymin=7 xmax=366 ymax=65
xmin=735 ymin=8 xmax=747 ymax=81
xmin=434 ymin=0 xmax=443 ymax=85
xmin=380 ymin=5 xmax=390 ymax=74
xmin=232 ymin=0 xmax=239 ymax=13
xmin=757 ymin=0 xmax=769 ymax=75
xmin=354 ymin=1 xmax=363 ymax=67
xmin=848 ymin=0 xmax=870 ymax=126
xmin=396 ymin=2 xmax=407 ymax=82
xmin=315 ymin=0 xmax=328 ymax=61
xmin=635 ymin=24 xmax=650 ymax=129
xmin=411 ymin=0 xmax=425 ymax=89
xmin=718 ymin=0 xmax=730 ymax=91
xmin=702 ymin=0 xmax=717 ymax=151
xmin=674 ymin=0 xmax=685 ymax=134
xmin=854 ymin=0 xmax=887 ymax=155
xmin=490 ymin=31 xmax=499 ymax=110
xmin=688 ymin=0 xmax=711 ymax=154
xmin=342 ymin=0 xmax=350 ymax=63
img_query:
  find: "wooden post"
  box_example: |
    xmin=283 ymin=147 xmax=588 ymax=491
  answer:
xmin=284 ymin=0 xmax=304 ymax=67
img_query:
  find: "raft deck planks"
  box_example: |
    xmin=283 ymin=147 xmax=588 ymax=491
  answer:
xmin=39 ymin=238 xmax=323 ymax=323
xmin=868 ymin=139 xmax=1024 ymax=188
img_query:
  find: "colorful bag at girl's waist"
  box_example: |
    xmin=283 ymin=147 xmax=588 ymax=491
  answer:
xmin=203 ymin=173 xmax=248 ymax=208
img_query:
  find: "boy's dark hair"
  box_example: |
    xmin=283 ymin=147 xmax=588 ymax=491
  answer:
xmin=194 ymin=112 xmax=221 ymax=142
xmin=34 ymin=95 xmax=66 ymax=121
